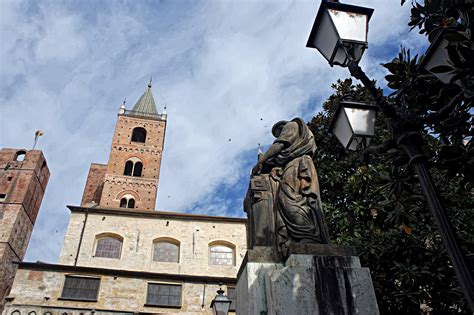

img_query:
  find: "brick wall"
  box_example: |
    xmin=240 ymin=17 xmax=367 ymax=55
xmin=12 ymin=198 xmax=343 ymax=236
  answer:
xmin=0 ymin=149 xmax=49 ymax=309
xmin=96 ymin=114 xmax=166 ymax=211
xmin=80 ymin=164 xmax=107 ymax=206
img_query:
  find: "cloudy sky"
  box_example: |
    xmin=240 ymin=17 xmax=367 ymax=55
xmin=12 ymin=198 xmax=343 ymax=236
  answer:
xmin=0 ymin=0 xmax=427 ymax=263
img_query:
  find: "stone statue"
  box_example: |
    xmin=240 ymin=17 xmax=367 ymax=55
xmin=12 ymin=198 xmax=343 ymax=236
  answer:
xmin=244 ymin=118 xmax=330 ymax=257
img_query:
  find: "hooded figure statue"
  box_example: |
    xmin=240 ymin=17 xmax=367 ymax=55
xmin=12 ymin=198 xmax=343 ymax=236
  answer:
xmin=250 ymin=118 xmax=330 ymax=256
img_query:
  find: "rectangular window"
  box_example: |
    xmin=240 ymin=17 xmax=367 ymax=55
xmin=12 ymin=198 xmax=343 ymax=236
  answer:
xmin=61 ymin=276 xmax=100 ymax=301
xmin=227 ymin=287 xmax=236 ymax=312
xmin=146 ymin=283 xmax=182 ymax=308
xmin=0 ymin=193 xmax=6 ymax=201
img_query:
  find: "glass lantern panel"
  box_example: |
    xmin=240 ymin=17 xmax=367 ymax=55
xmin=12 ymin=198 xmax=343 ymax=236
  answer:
xmin=333 ymin=111 xmax=353 ymax=149
xmin=348 ymin=136 xmax=370 ymax=151
xmin=313 ymin=10 xmax=339 ymax=63
xmin=213 ymin=301 xmax=231 ymax=315
xmin=332 ymin=40 xmax=367 ymax=66
xmin=425 ymin=38 xmax=452 ymax=84
xmin=328 ymin=9 xmax=368 ymax=42
xmin=344 ymin=107 xmax=376 ymax=136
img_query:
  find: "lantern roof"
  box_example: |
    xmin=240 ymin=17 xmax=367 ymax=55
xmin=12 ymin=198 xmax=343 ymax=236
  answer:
xmin=306 ymin=1 xmax=374 ymax=49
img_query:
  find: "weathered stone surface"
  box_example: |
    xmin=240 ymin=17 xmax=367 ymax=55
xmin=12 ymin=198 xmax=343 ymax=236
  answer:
xmin=237 ymin=262 xmax=283 ymax=315
xmin=245 ymin=118 xmax=330 ymax=257
xmin=266 ymin=263 xmax=317 ymax=315
xmin=237 ymin=254 xmax=379 ymax=315
xmin=312 ymin=255 xmax=379 ymax=314
xmin=3 ymin=268 xmax=227 ymax=314
xmin=287 ymin=243 xmax=356 ymax=258
xmin=244 ymin=174 xmax=277 ymax=249
xmin=59 ymin=211 xmax=247 ymax=279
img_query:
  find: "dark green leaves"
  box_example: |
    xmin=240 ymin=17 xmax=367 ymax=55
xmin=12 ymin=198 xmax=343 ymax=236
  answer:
xmin=308 ymin=78 xmax=473 ymax=314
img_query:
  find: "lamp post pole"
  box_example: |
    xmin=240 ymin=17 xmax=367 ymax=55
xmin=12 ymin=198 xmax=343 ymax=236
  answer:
xmin=348 ymin=60 xmax=474 ymax=311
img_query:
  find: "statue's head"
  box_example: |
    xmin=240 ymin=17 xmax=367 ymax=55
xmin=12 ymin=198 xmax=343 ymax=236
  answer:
xmin=272 ymin=120 xmax=287 ymax=137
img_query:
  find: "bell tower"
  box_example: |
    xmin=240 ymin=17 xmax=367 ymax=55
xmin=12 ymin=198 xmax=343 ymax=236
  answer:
xmin=80 ymin=82 xmax=167 ymax=211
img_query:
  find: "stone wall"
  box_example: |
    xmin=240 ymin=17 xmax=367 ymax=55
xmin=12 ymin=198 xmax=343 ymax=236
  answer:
xmin=3 ymin=268 xmax=236 ymax=315
xmin=59 ymin=210 xmax=247 ymax=279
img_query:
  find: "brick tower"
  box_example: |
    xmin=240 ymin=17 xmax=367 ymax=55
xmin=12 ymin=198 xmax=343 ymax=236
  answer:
xmin=81 ymin=82 xmax=166 ymax=210
xmin=0 ymin=149 xmax=49 ymax=307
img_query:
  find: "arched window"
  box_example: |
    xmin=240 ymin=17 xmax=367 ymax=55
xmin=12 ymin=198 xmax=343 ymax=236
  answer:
xmin=95 ymin=234 xmax=123 ymax=259
xmin=133 ymin=162 xmax=143 ymax=176
xmin=16 ymin=151 xmax=26 ymax=161
xmin=131 ymin=127 xmax=147 ymax=143
xmin=124 ymin=161 xmax=134 ymax=176
xmin=209 ymin=242 xmax=235 ymax=266
xmin=11 ymin=311 xmax=21 ymax=315
xmin=120 ymin=198 xmax=128 ymax=208
xmin=120 ymin=196 xmax=135 ymax=209
xmin=123 ymin=158 xmax=143 ymax=177
xmin=153 ymin=239 xmax=180 ymax=263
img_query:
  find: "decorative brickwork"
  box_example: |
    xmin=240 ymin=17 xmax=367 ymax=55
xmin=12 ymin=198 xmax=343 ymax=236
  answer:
xmin=0 ymin=149 xmax=49 ymax=310
xmin=96 ymin=114 xmax=166 ymax=211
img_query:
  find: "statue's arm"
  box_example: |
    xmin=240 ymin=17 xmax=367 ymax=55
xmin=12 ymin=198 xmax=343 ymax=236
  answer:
xmin=252 ymin=142 xmax=284 ymax=175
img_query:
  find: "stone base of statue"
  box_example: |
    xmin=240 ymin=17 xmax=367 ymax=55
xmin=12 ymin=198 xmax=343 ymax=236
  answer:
xmin=236 ymin=244 xmax=379 ymax=315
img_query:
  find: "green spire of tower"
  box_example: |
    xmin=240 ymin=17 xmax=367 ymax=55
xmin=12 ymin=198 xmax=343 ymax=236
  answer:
xmin=132 ymin=78 xmax=158 ymax=115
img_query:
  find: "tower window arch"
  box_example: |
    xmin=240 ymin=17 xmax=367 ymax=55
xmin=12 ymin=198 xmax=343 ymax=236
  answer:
xmin=209 ymin=241 xmax=235 ymax=266
xmin=94 ymin=233 xmax=123 ymax=259
xmin=120 ymin=194 xmax=135 ymax=209
xmin=153 ymin=238 xmax=180 ymax=263
xmin=123 ymin=158 xmax=143 ymax=177
xmin=131 ymin=127 xmax=147 ymax=143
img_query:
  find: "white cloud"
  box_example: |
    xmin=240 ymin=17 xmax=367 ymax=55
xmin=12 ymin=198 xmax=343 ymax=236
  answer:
xmin=0 ymin=0 xmax=429 ymax=263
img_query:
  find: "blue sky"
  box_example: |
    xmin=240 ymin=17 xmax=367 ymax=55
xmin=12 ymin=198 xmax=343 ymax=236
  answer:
xmin=0 ymin=0 xmax=428 ymax=263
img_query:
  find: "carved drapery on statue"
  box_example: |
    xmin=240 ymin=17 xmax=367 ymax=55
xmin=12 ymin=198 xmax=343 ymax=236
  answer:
xmin=244 ymin=118 xmax=330 ymax=256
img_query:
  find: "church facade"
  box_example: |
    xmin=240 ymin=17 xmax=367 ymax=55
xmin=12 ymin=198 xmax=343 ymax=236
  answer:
xmin=2 ymin=83 xmax=247 ymax=315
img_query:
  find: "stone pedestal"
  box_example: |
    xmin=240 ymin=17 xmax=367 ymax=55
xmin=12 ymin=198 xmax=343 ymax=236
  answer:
xmin=237 ymin=245 xmax=379 ymax=315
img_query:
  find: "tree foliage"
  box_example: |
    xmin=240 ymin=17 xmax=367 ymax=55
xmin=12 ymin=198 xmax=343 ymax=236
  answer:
xmin=308 ymin=2 xmax=473 ymax=314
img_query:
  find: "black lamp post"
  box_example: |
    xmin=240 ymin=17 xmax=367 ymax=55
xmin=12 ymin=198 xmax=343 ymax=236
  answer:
xmin=307 ymin=0 xmax=474 ymax=311
xmin=210 ymin=285 xmax=231 ymax=315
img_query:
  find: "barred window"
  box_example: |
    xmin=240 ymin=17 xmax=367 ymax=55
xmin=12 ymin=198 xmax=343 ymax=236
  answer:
xmin=146 ymin=283 xmax=182 ymax=307
xmin=61 ymin=276 xmax=100 ymax=301
xmin=227 ymin=287 xmax=236 ymax=311
xmin=209 ymin=244 xmax=235 ymax=266
xmin=95 ymin=236 xmax=122 ymax=259
xmin=153 ymin=241 xmax=179 ymax=263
